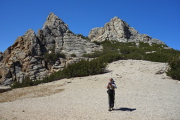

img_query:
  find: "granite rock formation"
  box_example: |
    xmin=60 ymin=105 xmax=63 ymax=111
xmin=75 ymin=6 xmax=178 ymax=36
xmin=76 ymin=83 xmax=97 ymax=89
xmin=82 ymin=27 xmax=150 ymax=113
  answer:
xmin=88 ymin=17 xmax=165 ymax=45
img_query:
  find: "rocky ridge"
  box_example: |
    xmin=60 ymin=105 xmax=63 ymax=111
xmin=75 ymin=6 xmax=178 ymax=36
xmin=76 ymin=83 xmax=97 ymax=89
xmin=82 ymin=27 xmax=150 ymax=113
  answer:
xmin=0 ymin=13 xmax=166 ymax=86
xmin=0 ymin=13 xmax=101 ymax=85
xmin=88 ymin=17 xmax=165 ymax=45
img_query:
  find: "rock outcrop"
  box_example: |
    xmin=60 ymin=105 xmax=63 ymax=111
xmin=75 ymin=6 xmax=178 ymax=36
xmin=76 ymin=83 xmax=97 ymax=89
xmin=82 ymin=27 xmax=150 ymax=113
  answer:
xmin=39 ymin=12 xmax=101 ymax=56
xmin=0 ymin=13 xmax=101 ymax=85
xmin=0 ymin=13 xmax=166 ymax=86
xmin=88 ymin=17 xmax=165 ymax=45
xmin=0 ymin=29 xmax=48 ymax=85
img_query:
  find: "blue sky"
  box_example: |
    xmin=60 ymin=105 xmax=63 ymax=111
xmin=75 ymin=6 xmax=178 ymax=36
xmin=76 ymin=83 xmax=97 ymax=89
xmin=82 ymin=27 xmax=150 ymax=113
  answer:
xmin=0 ymin=0 xmax=179 ymax=52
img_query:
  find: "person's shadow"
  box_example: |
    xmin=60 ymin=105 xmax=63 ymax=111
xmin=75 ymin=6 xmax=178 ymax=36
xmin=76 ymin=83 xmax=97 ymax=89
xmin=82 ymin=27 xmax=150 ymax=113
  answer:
xmin=113 ymin=107 xmax=136 ymax=112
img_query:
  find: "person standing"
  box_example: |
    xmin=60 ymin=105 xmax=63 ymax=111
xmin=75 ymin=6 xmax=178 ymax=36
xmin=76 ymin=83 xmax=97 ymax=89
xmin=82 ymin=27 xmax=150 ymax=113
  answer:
xmin=107 ymin=78 xmax=117 ymax=111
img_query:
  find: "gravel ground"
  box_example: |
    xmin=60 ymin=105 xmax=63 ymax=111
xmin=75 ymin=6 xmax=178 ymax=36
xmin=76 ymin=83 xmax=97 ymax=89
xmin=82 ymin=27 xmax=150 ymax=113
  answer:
xmin=0 ymin=60 xmax=180 ymax=120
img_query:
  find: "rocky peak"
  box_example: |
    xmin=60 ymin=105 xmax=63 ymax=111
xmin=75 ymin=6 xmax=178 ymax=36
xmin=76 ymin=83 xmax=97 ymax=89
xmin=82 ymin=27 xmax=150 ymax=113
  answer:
xmin=42 ymin=12 xmax=68 ymax=34
xmin=38 ymin=13 xmax=70 ymax=52
xmin=0 ymin=13 xmax=101 ymax=85
xmin=88 ymin=16 xmax=131 ymax=42
xmin=107 ymin=16 xmax=129 ymax=28
xmin=43 ymin=12 xmax=61 ymax=28
xmin=88 ymin=16 xmax=165 ymax=45
xmin=24 ymin=29 xmax=36 ymax=37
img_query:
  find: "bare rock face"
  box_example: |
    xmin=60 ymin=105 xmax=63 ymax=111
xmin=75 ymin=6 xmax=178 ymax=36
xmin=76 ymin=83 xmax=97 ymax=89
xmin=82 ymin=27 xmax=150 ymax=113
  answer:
xmin=0 ymin=29 xmax=47 ymax=85
xmin=62 ymin=33 xmax=101 ymax=57
xmin=88 ymin=17 xmax=133 ymax=42
xmin=38 ymin=12 xmax=101 ymax=56
xmin=0 ymin=13 xmax=101 ymax=85
xmin=88 ymin=17 xmax=165 ymax=45
xmin=40 ymin=12 xmax=68 ymax=52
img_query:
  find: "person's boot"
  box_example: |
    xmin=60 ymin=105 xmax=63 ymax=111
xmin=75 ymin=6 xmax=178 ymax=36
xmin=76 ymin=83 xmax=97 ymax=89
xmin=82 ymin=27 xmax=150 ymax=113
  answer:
xmin=108 ymin=107 xmax=112 ymax=111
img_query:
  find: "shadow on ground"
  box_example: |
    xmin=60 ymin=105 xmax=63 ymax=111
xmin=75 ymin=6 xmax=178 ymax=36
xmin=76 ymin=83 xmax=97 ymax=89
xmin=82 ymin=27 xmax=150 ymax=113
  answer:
xmin=113 ymin=107 xmax=136 ymax=112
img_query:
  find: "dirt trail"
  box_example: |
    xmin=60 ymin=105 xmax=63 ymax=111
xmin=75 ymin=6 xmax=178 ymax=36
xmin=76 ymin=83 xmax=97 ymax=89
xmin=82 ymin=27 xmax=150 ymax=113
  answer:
xmin=0 ymin=60 xmax=179 ymax=120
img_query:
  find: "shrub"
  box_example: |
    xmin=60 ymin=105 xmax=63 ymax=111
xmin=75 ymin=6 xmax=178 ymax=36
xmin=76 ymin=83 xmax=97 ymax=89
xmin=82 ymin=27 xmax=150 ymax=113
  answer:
xmin=67 ymin=30 xmax=74 ymax=34
xmin=144 ymin=52 xmax=170 ymax=62
xmin=93 ymin=41 xmax=101 ymax=45
xmin=44 ymin=45 xmax=66 ymax=64
xmin=11 ymin=77 xmax=33 ymax=89
xmin=124 ymin=52 xmax=144 ymax=60
xmin=44 ymin=52 xmax=66 ymax=63
xmin=120 ymin=47 xmax=131 ymax=54
xmin=167 ymin=58 xmax=180 ymax=80
xmin=71 ymin=54 xmax=76 ymax=57
xmin=98 ymin=53 xmax=124 ymax=63
xmin=11 ymin=56 xmax=109 ymax=88
xmin=60 ymin=58 xmax=107 ymax=78
xmin=139 ymin=42 xmax=151 ymax=48
xmin=82 ymin=51 xmax=104 ymax=58
xmin=57 ymin=53 xmax=66 ymax=58
xmin=77 ymin=34 xmax=89 ymax=40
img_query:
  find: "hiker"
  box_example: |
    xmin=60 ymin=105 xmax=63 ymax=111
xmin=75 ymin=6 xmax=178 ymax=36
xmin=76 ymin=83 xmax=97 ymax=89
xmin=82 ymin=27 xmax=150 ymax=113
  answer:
xmin=107 ymin=78 xmax=117 ymax=111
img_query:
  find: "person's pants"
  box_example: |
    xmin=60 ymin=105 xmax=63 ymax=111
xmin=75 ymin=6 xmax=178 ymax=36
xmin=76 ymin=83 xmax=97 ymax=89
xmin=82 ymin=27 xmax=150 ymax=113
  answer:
xmin=108 ymin=90 xmax=115 ymax=108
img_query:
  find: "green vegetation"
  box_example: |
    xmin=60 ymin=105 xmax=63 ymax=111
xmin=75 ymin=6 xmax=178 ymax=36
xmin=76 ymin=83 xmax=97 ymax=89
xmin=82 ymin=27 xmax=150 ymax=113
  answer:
xmin=9 ymin=59 xmax=94 ymax=88
xmin=11 ymin=77 xmax=33 ymax=88
xmin=11 ymin=51 xmax=125 ymax=88
xmin=44 ymin=46 xmax=66 ymax=64
xmin=66 ymin=30 xmax=74 ymax=34
xmin=71 ymin=54 xmax=77 ymax=57
xmin=44 ymin=52 xmax=65 ymax=63
xmin=167 ymin=58 xmax=180 ymax=80
xmin=77 ymin=34 xmax=89 ymax=40
xmin=83 ymin=40 xmax=180 ymax=80
xmin=83 ymin=40 xmax=180 ymax=63
xmin=82 ymin=50 xmax=104 ymax=58
xmin=11 ymin=40 xmax=180 ymax=88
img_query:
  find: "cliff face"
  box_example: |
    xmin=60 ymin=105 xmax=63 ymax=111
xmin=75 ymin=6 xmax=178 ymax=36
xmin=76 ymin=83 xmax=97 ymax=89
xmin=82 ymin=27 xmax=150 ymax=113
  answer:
xmin=39 ymin=13 xmax=100 ymax=56
xmin=0 ymin=13 xmax=101 ymax=85
xmin=88 ymin=17 xmax=165 ymax=45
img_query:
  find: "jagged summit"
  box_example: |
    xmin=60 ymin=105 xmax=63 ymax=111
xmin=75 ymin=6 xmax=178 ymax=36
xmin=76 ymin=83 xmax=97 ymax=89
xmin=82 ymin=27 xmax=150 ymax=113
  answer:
xmin=24 ymin=29 xmax=36 ymax=39
xmin=109 ymin=16 xmax=127 ymax=24
xmin=88 ymin=16 xmax=164 ymax=45
xmin=42 ymin=12 xmax=68 ymax=33
xmin=0 ymin=13 xmax=101 ymax=85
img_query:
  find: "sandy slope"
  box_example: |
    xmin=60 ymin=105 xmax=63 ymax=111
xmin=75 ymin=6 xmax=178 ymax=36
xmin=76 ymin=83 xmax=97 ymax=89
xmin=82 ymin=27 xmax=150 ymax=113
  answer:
xmin=0 ymin=60 xmax=180 ymax=120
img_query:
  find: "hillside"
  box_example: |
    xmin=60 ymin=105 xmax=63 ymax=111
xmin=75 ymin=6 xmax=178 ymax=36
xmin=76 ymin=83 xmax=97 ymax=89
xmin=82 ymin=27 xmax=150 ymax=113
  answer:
xmin=0 ymin=12 xmax=171 ymax=86
xmin=0 ymin=60 xmax=179 ymax=120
